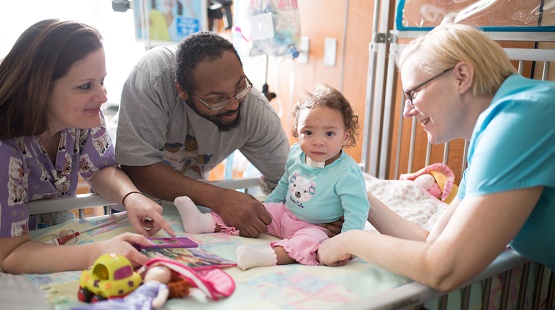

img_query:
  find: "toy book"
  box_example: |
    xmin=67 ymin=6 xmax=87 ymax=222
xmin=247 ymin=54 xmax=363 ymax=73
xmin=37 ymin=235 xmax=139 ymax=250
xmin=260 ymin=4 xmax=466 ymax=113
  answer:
xmin=141 ymin=247 xmax=237 ymax=270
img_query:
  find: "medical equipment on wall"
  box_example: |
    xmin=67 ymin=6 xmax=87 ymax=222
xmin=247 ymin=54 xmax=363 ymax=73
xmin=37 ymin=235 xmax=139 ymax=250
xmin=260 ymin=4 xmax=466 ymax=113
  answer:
xmin=233 ymin=0 xmax=301 ymax=59
xmin=232 ymin=0 xmax=301 ymax=103
xmin=397 ymin=0 xmax=555 ymax=31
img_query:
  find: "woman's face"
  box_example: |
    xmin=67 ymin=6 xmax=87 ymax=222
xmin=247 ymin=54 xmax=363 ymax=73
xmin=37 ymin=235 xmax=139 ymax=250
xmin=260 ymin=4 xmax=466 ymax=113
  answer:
xmin=47 ymin=48 xmax=107 ymax=134
xmin=401 ymin=55 xmax=461 ymax=145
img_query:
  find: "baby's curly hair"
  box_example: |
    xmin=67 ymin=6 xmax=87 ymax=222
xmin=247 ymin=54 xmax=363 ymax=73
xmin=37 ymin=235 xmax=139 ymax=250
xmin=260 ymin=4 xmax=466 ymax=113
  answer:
xmin=291 ymin=83 xmax=359 ymax=148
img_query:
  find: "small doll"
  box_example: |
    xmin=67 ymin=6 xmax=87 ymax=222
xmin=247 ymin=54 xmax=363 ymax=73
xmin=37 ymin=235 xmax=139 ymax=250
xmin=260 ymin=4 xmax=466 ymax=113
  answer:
xmin=124 ymin=264 xmax=194 ymax=308
xmin=414 ymin=174 xmax=442 ymax=199
xmin=123 ymin=265 xmax=171 ymax=309
xmin=400 ymin=163 xmax=459 ymax=204
xmin=140 ymin=258 xmax=236 ymax=301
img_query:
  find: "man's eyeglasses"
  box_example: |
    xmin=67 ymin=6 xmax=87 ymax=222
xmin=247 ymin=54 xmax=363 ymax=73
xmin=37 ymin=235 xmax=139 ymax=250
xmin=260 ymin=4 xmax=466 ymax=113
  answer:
xmin=403 ymin=67 xmax=454 ymax=106
xmin=187 ymin=77 xmax=253 ymax=111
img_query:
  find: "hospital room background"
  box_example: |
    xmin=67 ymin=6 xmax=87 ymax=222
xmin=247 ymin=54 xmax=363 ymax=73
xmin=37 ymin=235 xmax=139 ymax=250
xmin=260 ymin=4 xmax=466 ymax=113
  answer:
xmin=2 ymin=1 xmax=555 ymax=309
xmin=2 ymin=0 xmax=553 ymax=192
xmin=0 ymin=0 xmax=376 ymax=195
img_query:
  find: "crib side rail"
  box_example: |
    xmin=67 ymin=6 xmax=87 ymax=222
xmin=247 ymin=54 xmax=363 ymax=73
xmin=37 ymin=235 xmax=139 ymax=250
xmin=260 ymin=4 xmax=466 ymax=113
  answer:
xmin=26 ymin=192 xmax=117 ymax=215
xmin=345 ymin=248 xmax=530 ymax=310
xmin=26 ymin=177 xmax=261 ymax=216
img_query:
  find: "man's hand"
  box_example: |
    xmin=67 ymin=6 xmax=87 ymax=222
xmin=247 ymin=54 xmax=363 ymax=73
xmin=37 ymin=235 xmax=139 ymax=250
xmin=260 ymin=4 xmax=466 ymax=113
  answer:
xmin=318 ymin=216 xmax=344 ymax=237
xmin=121 ymin=163 xmax=271 ymax=237
xmin=214 ymin=190 xmax=271 ymax=238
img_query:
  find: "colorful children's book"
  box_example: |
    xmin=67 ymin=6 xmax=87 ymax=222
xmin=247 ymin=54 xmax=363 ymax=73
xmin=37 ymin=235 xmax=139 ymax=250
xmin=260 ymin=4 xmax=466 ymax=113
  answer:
xmin=141 ymin=247 xmax=237 ymax=270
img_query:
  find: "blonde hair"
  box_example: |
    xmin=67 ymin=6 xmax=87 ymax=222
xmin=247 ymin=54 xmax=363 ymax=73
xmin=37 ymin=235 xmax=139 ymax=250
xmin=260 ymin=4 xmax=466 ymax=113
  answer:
xmin=291 ymin=83 xmax=359 ymax=148
xmin=396 ymin=23 xmax=516 ymax=97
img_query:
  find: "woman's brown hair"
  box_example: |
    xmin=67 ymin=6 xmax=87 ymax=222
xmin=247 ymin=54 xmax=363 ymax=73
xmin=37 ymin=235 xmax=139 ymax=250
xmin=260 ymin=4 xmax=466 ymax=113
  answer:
xmin=0 ymin=19 xmax=103 ymax=139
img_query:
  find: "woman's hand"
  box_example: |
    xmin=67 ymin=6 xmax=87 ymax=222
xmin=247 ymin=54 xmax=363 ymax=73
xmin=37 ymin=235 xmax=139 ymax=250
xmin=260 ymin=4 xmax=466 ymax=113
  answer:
xmin=87 ymin=166 xmax=176 ymax=238
xmin=123 ymin=193 xmax=176 ymax=238
xmin=318 ymin=230 xmax=354 ymax=266
xmin=98 ymin=232 xmax=155 ymax=267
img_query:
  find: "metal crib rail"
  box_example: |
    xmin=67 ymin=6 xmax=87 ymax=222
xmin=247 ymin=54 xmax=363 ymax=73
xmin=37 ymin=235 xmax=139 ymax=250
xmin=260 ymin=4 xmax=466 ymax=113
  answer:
xmin=450 ymin=261 xmax=555 ymax=310
xmin=26 ymin=192 xmax=117 ymax=215
xmin=26 ymin=177 xmax=261 ymax=217
xmin=517 ymin=262 xmax=530 ymax=310
xmin=343 ymin=248 xmax=530 ymax=310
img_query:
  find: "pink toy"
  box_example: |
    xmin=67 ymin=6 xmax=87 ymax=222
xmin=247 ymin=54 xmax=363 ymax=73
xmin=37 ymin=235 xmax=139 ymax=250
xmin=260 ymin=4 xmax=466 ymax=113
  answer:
xmin=400 ymin=163 xmax=458 ymax=204
xmin=138 ymin=258 xmax=236 ymax=301
xmin=414 ymin=174 xmax=442 ymax=199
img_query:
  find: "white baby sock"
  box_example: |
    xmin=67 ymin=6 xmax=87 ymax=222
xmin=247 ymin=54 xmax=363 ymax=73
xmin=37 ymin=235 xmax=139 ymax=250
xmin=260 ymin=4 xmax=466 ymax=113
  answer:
xmin=236 ymin=245 xmax=277 ymax=270
xmin=174 ymin=196 xmax=215 ymax=233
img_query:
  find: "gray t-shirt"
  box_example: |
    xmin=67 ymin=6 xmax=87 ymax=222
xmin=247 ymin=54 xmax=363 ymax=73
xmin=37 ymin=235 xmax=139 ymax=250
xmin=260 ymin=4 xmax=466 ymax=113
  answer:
xmin=115 ymin=46 xmax=289 ymax=187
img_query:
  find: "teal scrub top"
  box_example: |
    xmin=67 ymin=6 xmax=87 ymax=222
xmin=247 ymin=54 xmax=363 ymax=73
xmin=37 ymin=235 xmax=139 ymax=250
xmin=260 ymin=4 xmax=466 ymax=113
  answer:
xmin=457 ymin=74 xmax=555 ymax=269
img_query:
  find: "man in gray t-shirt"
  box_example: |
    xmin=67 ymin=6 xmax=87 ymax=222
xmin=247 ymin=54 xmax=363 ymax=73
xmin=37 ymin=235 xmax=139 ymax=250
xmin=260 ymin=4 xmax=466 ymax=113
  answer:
xmin=115 ymin=32 xmax=290 ymax=238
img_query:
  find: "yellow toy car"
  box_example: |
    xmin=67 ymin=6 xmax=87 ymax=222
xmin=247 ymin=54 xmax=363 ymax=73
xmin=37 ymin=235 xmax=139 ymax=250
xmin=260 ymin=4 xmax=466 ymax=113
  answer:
xmin=78 ymin=253 xmax=142 ymax=302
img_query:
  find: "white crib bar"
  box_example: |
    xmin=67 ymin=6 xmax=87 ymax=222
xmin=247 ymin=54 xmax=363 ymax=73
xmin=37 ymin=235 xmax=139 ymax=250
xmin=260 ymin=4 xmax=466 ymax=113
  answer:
xmin=26 ymin=193 xmax=117 ymax=215
xmin=26 ymin=177 xmax=261 ymax=217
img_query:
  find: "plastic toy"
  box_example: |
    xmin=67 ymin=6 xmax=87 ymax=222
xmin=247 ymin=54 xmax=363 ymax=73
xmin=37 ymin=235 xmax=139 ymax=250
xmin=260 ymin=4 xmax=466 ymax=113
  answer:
xmin=78 ymin=253 xmax=142 ymax=303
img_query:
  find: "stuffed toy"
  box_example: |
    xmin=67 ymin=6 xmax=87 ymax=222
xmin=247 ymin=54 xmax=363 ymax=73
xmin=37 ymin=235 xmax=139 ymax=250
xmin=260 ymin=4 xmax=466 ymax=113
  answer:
xmin=414 ymin=174 xmax=442 ymax=199
xmin=400 ymin=163 xmax=458 ymax=204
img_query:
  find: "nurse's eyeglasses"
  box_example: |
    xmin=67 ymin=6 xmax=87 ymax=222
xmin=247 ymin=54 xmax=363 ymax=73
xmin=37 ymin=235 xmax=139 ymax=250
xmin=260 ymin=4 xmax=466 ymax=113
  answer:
xmin=403 ymin=67 xmax=454 ymax=106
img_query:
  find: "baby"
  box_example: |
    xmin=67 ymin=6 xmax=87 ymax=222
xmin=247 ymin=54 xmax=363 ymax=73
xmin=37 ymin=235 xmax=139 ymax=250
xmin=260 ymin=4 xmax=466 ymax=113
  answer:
xmin=176 ymin=83 xmax=370 ymax=270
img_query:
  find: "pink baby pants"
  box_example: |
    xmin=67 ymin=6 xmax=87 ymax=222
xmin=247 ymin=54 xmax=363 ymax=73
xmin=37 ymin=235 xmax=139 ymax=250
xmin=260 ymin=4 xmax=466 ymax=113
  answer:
xmin=210 ymin=202 xmax=330 ymax=265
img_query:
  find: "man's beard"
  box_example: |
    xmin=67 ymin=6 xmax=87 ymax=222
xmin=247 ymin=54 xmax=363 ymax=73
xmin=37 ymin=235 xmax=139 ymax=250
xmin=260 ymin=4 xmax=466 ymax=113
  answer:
xmin=186 ymin=100 xmax=241 ymax=132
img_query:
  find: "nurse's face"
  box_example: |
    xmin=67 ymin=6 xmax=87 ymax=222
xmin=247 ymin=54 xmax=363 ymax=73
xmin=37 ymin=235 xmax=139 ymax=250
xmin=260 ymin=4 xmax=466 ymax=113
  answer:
xmin=401 ymin=55 xmax=460 ymax=145
xmin=47 ymin=48 xmax=107 ymax=134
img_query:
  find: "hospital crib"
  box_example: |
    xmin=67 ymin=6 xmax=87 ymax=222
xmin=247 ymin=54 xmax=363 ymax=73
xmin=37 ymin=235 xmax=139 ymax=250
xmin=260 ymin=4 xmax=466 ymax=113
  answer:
xmin=20 ymin=38 xmax=555 ymax=310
